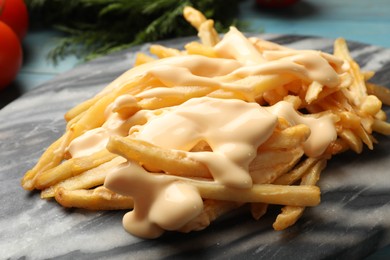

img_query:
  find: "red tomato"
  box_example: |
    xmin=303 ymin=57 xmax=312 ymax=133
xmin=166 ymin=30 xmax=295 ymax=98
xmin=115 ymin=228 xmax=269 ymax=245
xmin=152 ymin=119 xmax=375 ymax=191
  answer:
xmin=0 ymin=21 xmax=22 ymax=89
xmin=0 ymin=0 xmax=29 ymax=40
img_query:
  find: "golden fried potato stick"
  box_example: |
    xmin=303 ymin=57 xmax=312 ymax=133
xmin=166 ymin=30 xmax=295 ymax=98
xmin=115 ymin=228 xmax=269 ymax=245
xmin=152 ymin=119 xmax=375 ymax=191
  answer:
xmin=334 ymin=38 xmax=367 ymax=106
xmin=338 ymin=111 xmax=362 ymax=129
xmin=193 ymin=180 xmax=320 ymax=206
xmin=21 ymin=131 xmax=72 ymax=190
xmin=55 ymin=174 xmax=319 ymax=212
xmin=273 ymin=157 xmax=321 ymax=185
xmin=258 ymin=124 xmax=310 ymax=151
xmin=249 ymin=157 xmax=323 ymax=223
xmin=34 ymin=149 xmax=117 ymax=190
xmin=360 ymin=95 xmax=382 ymax=116
xmin=372 ymin=119 xmax=390 ymax=135
xmin=249 ymin=147 xmax=304 ymax=184
xmin=41 ymin=157 xmax=126 ymax=198
xmin=354 ymin=124 xmax=374 ymax=150
xmin=184 ymin=42 xmax=218 ymax=58
xmin=64 ymin=65 xmax=151 ymax=123
xmin=183 ymin=6 xmax=220 ymax=47
xmin=137 ymin=86 xmax=215 ymax=110
xmin=273 ymin=159 xmax=326 ymax=230
xmin=149 ymin=44 xmax=182 ymax=59
xmin=305 ymin=81 xmax=324 ymax=104
xmin=250 ymin=37 xmax=290 ymax=53
xmin=197 ymin=20 xmax=220 ymax=47
xmin=69 ymin=95 xmax=117 ymax=140
xmin=134 ymin=53 xmax=156 ymax=67
xmin=107 ymin=136 xmax=212 ymax=179
xmin=367 ymin=83 xmax=390 ymax=106
xmin=67 ymin=76 xmax=146 ymax=142
xmin=65 ymin=98 xmax=97 ymax=122
xmin=183 ymin=6 xmax=206 ymax=29
xmin=55 ymin=187 xmax=133 ymax=210
xmin=339 ymin=129 xmax=363 ymax=153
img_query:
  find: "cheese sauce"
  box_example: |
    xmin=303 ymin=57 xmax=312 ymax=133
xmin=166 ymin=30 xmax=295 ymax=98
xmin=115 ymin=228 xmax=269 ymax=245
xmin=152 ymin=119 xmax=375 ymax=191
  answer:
xmin=102 ymin=97 xmax=337 ymax=238
xmin=133 ymin=97 xmax=278 ymax=189
xmin=65 ymin=27 xmax=345 ymax=238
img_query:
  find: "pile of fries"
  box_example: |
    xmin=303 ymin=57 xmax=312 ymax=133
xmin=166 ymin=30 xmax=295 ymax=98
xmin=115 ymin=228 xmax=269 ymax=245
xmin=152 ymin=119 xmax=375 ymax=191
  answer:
xmin=22 ymin=7 xmax=390 ymax=237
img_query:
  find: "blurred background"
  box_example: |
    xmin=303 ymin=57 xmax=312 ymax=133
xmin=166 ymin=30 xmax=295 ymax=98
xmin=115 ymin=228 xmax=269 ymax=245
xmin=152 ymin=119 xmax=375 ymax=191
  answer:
xmin=0 ymin=0 xmax=389 ymax=108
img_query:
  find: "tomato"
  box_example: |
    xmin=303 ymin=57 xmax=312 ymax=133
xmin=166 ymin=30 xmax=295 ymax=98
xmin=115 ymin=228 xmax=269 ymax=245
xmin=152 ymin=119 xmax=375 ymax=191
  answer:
xmin=0 ymin=21 xmax=22 ymax=89
xmin=0 ymin=0 xmax=29 ymax=40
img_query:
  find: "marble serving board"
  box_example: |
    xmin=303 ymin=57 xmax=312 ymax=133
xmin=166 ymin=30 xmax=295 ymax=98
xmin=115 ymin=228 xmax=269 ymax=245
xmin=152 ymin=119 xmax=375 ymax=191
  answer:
xmin=1 ymin=35 xmax=390 ymax=259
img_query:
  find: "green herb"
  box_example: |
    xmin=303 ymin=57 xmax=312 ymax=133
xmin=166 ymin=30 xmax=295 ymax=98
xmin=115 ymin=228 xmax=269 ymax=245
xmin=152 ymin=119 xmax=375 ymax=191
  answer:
xmin=26 ymin=0 xmax=241 ymax=62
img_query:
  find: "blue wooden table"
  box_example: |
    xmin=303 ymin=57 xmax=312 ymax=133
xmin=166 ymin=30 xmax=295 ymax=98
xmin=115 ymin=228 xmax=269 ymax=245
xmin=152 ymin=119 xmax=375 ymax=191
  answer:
xmin=1 ymin=0 xmax=389 ymax=108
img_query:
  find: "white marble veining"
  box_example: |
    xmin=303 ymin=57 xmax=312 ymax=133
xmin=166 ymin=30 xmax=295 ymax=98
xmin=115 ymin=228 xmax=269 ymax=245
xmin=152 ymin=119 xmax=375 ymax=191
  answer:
xmin=1 ymin=35 xmax=390 ymax=259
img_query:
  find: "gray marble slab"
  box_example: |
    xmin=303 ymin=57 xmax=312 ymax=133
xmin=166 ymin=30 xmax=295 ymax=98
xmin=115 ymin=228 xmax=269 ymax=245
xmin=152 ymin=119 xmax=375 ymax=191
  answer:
xmin=1 ymin=35 xmax=390 ymax=259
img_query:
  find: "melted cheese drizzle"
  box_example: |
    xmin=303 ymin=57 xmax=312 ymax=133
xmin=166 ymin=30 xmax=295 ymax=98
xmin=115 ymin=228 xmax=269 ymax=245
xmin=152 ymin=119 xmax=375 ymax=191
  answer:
xmin=66 ymin=27 xmax=345 ymax=238
xmin=134 ymin=97 xmax=278 ymax=189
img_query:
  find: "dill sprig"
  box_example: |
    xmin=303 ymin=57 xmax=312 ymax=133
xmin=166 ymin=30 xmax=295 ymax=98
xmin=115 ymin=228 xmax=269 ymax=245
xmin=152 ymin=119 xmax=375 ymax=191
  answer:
xmin=26 ymin=0 xmax=241 ymax=62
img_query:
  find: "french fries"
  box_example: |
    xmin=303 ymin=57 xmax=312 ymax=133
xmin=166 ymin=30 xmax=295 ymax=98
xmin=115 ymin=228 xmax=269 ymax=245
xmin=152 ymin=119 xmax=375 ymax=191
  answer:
xmin=273 ymin=159 xmax=326 ymax=230
xmin=34 ymin=149 xmax=117 ymax=190
xmin=55 ymin=186 xmax=134 ymax=210
xmin=21 ymin=6 xmax=390 ymax=238
xmin=107 ymin=136 xmax=212 ymax=179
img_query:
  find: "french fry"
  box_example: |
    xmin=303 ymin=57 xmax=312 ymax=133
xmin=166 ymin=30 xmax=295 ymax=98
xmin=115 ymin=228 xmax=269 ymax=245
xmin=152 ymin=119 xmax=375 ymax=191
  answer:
xmin=192 ymin=180 xmax=320 ymax=207
xmin=273 ymin=206 xmax=305 ymax=231
xmin=305 ymin=81 xmax=324 ymax=104
xmin=183 ymin=6 xmax=220 ymax=47
xmin=34 ymin=149 xmax=117 ymax=190
xmin=21 ymin=131 xmax=72 ymax=190
xmin=360 ymin=95 xmax=382 ymax=116
xmin=137 ymin=86 xmax=214 ymax=110
xmin=68 ymin=95 xmax=117 ymax=140
xmin=134 ymin=53 xmax=156 ymax=67
xmin=249 ymin=147 xmax=304 ymax=184
xmin=184 ymin=41 xmax=218 ymax=58
xmin=372 ymin=119 xmax=390 ymax=135
xmin=273 ymin=157 xmax=320 ymax=185
xmin=367 ymin=83 xmax=390 ymax=106
xmin=334 ymin=38 xmax=367 ymax=106
xmin=197 ymin=19 xmax=220 ymax=47
xmin=339 ymin=129 xmax=363 ymax=153
xmin=65 ymin=97 xmax=97 ymax=122
xmin=251 ymin=158 xmax=325 ymax=228
xmin=107 ymin=136 xmax=212 ymax=179
xmin=55 ymin=187 xmax=133 ymax=210
xmin=273 ymin=159 xmax=326 ymax=230
xmin=149 ymin=45 xmax=182 ymax=59
xmin=250 ymin=37 xmax=290 ymax=52
xmin=183 ymin=6 xmax=207 ymax=30
xmin=258 ymin=124 xmax=310 ymax=151
xmin=41 ymin=157 xmax=126 ymax=198
xmin=354 ymin=125 xmax=374 ymax=150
